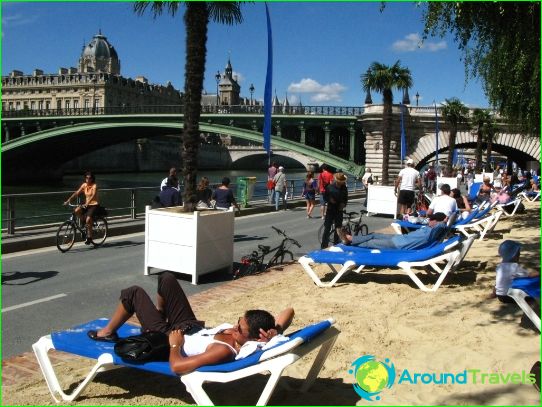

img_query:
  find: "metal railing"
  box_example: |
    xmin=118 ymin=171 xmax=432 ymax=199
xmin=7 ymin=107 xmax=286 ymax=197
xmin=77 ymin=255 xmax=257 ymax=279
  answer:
xmin=2 ymin=178 xmax=365 ymax=235
xmin=1 ymin=104 xmax=364 ymax=118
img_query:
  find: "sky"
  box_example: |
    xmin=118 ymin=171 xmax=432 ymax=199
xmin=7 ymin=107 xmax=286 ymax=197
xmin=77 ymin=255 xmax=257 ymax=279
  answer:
xmin=1 ymin=1 xmax=490 ymax=108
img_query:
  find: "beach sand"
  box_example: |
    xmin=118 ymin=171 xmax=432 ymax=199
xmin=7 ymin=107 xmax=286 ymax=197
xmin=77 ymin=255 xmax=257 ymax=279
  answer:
xmin=3 ymin=202 xmax=540 ymax=406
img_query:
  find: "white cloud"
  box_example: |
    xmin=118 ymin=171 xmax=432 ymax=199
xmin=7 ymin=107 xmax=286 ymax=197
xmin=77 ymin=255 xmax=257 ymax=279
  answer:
xmin=232 ymin=71 xmax=244 ymax=84
xmin=288 ymin=78 xmax=346 ymax=103
xmin=2 ymin=13 xmax=38 ymax=27
xmin=392 ymin=33 xmax=447 ymax=53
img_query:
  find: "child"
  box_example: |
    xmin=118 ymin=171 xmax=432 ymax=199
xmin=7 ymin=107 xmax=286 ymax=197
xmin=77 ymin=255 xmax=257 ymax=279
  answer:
xmin=491 ymin=240 xmax=536 ymax=302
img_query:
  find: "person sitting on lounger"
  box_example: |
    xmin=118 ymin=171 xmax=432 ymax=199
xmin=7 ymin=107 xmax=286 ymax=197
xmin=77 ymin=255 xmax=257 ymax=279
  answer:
xmin=489 ymin=240 xmax=539 ymax=303
xmin=336 ymin=212 xmax=447 ymax=250
xmin=87 ymin=272 xmax=295 ymax=374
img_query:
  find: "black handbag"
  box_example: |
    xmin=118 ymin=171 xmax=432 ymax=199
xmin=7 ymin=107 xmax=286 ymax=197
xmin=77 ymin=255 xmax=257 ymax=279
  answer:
xmin=114 ymin=331 xmax=169 ymax=363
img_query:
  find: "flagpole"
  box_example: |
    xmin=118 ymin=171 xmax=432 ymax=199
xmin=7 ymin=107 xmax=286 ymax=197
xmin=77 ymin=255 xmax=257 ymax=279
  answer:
xmin=262 ymin=3 xmax=273 ymax=165
xmin=434 ymin=101 xmax=439 ymax=172
xmin=400 ymin=102 xmax=406 ymax=162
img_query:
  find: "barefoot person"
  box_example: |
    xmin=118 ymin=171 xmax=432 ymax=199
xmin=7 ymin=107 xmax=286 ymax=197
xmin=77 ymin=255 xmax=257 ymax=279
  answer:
xmin=87 ymin=272 xmax=294 ymax=374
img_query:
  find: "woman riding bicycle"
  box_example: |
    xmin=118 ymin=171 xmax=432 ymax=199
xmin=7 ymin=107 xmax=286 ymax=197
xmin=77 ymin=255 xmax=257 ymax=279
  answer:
xmin=64 ymin=171 xmax=99 ymax=245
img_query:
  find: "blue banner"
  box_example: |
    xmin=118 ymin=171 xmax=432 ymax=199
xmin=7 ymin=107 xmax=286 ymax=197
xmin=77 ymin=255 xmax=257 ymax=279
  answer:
xmin=434 ymin=103 xmax=439 ymax=167
xmin=400 ymin=103 xmax=406 ymax=161
xmin=262 ymin=3 xmax=273 ymax=156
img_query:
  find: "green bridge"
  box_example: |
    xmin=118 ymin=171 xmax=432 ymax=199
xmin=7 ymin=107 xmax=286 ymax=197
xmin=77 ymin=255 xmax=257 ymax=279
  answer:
xmin=2 ymin=104 xmax=539 ymax=183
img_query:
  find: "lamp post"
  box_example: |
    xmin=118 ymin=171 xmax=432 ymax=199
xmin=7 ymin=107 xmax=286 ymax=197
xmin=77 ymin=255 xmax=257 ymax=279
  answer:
xmin=249 ymin=83 xmax=255 ymax=105
xmin=215 ymin=70 xmax=221 ymax=108
xmin=415 ymin=91 xmax=419 ymax=107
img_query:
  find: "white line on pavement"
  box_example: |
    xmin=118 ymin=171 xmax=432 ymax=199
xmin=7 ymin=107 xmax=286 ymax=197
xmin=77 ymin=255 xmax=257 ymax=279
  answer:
xmin=2 ymin=293 xmax=67 ymax=313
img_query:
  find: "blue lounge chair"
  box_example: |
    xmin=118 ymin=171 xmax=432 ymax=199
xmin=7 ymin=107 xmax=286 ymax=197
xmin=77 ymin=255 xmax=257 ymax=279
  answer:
xmin=298 ymin=235 xmax=474 ymax=291
xmin=508 ymin=276 xmax=541 ymax=332
xmin=33 ymin=318 xmax=339 ymax=405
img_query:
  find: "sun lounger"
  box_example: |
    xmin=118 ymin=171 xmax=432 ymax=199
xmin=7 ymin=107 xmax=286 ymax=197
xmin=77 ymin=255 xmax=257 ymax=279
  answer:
xmin=33 ymin=318 xmax=339 ymax=405
xmin=495 ymin=196 xmax=524 ymax=217
xmin=519 ymin=191 xmax=540 ymax=202
xmin=508 ymin=276 xmax=541 ymax=332
xmin=298 ymin=235 xmax=473 ymax=292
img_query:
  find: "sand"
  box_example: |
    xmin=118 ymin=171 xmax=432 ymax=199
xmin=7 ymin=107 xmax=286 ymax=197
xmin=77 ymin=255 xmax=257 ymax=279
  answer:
xmin=2 ymin=202 xmax=540 ymax=406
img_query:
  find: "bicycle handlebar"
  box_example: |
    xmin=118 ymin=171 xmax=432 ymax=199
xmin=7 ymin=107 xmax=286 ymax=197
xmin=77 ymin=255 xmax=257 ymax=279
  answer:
xmin=271 ymin=226 xmax=302 ymax=248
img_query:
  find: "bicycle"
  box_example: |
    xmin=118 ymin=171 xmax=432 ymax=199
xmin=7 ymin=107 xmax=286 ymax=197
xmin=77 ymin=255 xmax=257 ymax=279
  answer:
xmin=233 ymin=226 xmax=302 ymax=279
xmin=56 ymin=204 xmax=108 ymax=252
xmin=318 ymin=209 xmax=369 ymax=247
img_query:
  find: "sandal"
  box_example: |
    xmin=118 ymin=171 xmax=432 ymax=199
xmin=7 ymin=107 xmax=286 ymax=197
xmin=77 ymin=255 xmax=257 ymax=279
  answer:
xmin=87 ymin=330 xmax=119 ymax=343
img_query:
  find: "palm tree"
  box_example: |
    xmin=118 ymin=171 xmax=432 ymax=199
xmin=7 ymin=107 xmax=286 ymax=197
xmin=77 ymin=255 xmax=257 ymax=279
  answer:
xmin=441 ymin=97 xmax=468 ymax=175
xmin=134 ymin=1 xmax=244 ymax=211
xmin=471 ymin=108 xmax=492 ymax=172
xmin=483 ymin=115 xmax=498 ymax=172
xmin=361 ymin=61 xmax=412 ymax=185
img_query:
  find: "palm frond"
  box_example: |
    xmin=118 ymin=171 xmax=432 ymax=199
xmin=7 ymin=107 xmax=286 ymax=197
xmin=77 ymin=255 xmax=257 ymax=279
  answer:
xmin=207 ymin=1 xmax=244 ymax=25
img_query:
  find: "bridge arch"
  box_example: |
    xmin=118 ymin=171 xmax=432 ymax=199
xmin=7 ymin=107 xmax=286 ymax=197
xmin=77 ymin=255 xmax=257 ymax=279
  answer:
xmin=408 ymin=129 xmax=540 ymax=169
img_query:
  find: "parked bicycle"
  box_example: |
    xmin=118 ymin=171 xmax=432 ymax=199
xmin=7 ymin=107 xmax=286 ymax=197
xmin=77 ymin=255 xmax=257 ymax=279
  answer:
xmin=233 ymin=226 xmax=302 ymax=279
xmin=56 ymin=204 xmax=108 ymax=252
xmin=318 ymin=209 xmax=369 ymax=247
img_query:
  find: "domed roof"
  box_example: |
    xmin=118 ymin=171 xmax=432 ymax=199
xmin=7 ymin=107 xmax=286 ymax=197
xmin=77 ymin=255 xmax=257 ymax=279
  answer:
xmin=82 ymin=32 xmax=118 ymax=60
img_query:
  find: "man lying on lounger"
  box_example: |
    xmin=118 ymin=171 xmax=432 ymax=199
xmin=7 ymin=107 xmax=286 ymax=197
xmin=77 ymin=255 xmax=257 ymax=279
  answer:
xmin=87 ymin=271 xmax=295 ymax=374
xmin=336 ymin=212 xmax=447 ymax=250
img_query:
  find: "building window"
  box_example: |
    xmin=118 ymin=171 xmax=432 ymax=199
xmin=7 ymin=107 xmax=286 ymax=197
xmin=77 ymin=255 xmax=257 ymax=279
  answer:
xmin=38 ymin=100 xmax=44 ymax=110
xmin=57 ymin=100 xmax=62 ymax=110
xmin=65 ymin=100 xmax=70 ymax=109
xmin=73 ymin=100 xmax=79 ymax=109
xmin=30 ymin=101 xmax=36 ymax=110
xmin=84 ymin=99 xmax=90 ymax=109
xmin=45 ymin=101 xmax=50 ymax=110
xmin=9 ymin=102 xmax=14 ymax=110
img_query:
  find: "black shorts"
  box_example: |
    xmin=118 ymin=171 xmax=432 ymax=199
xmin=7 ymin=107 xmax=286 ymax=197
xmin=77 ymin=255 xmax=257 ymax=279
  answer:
xmin=397 ymin=190 xmax=415 ymax=206
xmin=82 ymin=204 xmax=98 ymax=219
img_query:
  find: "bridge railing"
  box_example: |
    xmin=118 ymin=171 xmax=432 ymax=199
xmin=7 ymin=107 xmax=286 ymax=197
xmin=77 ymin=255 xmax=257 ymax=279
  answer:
xmin=2 ymin=178 xmax=365 ymax=234
xmin=1 ymin=104 xmax=364 ymax=118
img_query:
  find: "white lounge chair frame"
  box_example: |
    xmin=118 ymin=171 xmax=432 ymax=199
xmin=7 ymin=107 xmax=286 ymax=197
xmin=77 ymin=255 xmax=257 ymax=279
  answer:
xmin=298 ymin=238 xmax=470 ymax=292
xmin=519 ymin=191 xmax=540 ymax=202
xmin=495 ymin=196 xmax=523 ymax=217
xmin=507 ymin=288 xmax=541 ymax=332
xmin=32 ymin=320 xmax=340 ymax=406
xmin=454 ymin=210 xmax=503 ymax=240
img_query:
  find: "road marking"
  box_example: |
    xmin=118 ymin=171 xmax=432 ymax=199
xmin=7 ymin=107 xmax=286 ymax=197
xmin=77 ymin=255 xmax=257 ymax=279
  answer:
xmin=2 ymin=293 xmax=67 ymax=313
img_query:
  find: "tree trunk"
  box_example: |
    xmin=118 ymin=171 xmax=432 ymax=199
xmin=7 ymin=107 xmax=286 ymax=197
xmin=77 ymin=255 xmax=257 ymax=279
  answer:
xmin=446 ymin=126 xmax=456 ymax=176
xmin=485 ymin=135 xmax=494 ymax=172
xmin=182 ymin=3 xmax=209 ymax=212
xmin=475 ymin=128 xmax=483 ymax=173
xmin=381 ymin=89 xmax=393 ymax=185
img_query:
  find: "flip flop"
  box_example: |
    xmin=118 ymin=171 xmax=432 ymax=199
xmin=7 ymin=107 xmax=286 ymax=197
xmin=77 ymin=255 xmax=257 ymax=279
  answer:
xmin=87 ymin=330 xmax=119 ymax=343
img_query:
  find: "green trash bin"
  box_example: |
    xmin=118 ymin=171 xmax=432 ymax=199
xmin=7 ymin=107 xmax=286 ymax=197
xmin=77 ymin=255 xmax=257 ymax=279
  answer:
xmin=236 ymin=177 xmax=248 ymax=208
xmin=236 ymin=177 xmax=258 ymax=208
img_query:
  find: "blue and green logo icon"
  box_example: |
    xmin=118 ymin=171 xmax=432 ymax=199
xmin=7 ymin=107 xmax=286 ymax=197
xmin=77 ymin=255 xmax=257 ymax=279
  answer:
xmin=349 ymin=355 xmax=396 ymax=401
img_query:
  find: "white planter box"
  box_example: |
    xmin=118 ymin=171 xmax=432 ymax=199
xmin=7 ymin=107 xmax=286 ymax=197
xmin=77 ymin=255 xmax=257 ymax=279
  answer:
xmin=366 ymin=185 xmax=397 ymax=218
xmin=144 ymin=206 xmax=234 ymax=284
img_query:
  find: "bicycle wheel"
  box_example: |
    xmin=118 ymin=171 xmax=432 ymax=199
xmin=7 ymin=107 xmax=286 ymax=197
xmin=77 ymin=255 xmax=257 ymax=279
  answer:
xmin=359 ymin=224 xmax=369 ymax=235
xmin=56 ymin=221 xmax=76 ymax=252
xmin=279 ymin=250 xmax=294 ymax=264
xmin=318 ymin=223 xmax=334 ymax=246
xmin=91 ymin=217 xmax=108 ymax=247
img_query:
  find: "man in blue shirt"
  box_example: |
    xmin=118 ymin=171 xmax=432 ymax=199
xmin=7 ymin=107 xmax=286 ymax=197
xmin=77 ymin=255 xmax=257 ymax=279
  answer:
xmin=338 ymin=212 xmax=447 ymax=250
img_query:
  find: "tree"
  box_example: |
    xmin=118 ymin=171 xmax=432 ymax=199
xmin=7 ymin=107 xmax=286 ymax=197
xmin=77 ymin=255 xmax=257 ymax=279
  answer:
xmin=422 ymin=2 xmax=540 ymax=136
xmin=470 ymin=108 xmax=491 ymax=173
xmin=361 ymin=61 xmax=412 ymax=185
xmin=134 ymin=1 xmax=244 ymax=211
xmin=441 ymin=97 xmax=468 ymax=175
xmin=483 ymin=116 xmax=498 ymax=172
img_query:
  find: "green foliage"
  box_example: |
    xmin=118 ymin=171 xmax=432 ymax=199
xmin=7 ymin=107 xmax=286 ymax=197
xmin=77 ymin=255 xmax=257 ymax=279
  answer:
xmin=441 ymin=97 xmax=468 ymax=174
xmin=422 ymin=2 xmax=540 ymax=136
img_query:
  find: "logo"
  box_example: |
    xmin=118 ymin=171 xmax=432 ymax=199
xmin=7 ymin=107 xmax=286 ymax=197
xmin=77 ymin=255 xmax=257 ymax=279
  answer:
xmin=349 ymin=355 xmax=396 ymax=401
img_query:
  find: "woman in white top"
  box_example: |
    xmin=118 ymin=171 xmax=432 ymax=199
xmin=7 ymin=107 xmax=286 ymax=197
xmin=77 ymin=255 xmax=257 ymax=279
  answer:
xmin=87 ymin=272 xmax=295 ymax=374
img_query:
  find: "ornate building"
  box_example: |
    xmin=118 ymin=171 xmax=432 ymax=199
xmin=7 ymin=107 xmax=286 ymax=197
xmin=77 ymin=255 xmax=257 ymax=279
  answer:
xmin=1 ymin=31 xmax=182 ymax=113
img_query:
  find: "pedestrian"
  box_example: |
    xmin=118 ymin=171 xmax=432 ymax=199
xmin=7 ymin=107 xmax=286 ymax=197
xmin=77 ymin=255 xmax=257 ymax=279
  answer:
xmin=361 ymin=168 xmax=373 ymax=208
xmin=211 ymin=177 xmax=239 ymax=210
xmin=426 ymin=165 xmax=437 ymax=193
xmin=317 ymin=164 xmax=334 ymax=219
xmin=395 ymin=159 xmax=422 ymax=217
xmin=273 ymin=166 xmax=287 ymax=210
xmin=196 ymin=176 xmax=213 ymax=208
xmin=159 ymin=176 xmax=182 ymax=207
xmin=267 ymin=162 xmax=278 ymax=203
xmin=303 ymin=171 xmax=317 ymax=218
xmin=321 ymin=172 xmax=348 ymax=249
xmin=161 ymin=167 xmax=179 ymax=191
